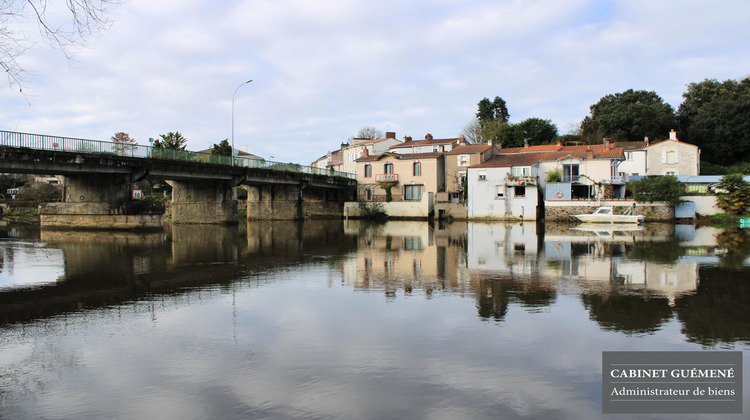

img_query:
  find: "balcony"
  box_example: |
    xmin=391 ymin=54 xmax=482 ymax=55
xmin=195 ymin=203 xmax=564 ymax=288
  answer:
xmin=506 ymin=175 xmax=537 ymax=186
xmin=562 ymin=175 xmax=580 ymax=183
xmin=376 ymin=173 xmax=399 ymax=183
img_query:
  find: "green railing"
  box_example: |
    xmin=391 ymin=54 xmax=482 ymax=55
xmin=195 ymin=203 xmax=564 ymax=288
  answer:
xmin=0 ymin=130 xmax=355 ymax=179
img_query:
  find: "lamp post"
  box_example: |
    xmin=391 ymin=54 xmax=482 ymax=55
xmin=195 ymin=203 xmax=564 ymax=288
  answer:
xmin=232 ymin=79 xmax=253 ymax=166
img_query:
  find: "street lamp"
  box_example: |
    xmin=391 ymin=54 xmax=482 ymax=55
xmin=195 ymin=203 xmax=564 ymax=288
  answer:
xmin=232 ymin=79 xmax=253 ymax=166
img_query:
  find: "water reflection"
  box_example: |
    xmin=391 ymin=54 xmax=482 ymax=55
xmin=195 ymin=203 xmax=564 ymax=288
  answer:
xmin=1 ymin=221 xmax=750 ymax=419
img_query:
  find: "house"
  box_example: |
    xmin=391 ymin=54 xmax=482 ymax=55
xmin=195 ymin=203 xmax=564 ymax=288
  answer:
xmin=613 ymin=139 xmax=649 ymax=178
xmin=356 ymin=150 xmax=444 ymax=208
xmin=646 ymin=130 xmax=700 ymax=176
xmin=311 ymin=148 xmax=344 ymax=173
xmin=536 ymin=143 xmax=626 ymax=200
xmin=312 ymin=132 xmax=401 ymax=175
xmin=443 ymin=143 xmax=500 ymax=202
xmin=467 ymin=152 xmax=549 ymax=220
xmin=388 ymin=134 xmax=466 ymax=155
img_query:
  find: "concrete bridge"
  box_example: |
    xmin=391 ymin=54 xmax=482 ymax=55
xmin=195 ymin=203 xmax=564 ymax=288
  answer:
xmin=0 ymin=130 xmax=356 ymax=229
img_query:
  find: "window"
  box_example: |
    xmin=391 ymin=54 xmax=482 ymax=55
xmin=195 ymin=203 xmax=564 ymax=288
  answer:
xmin=666 ymin=171 xmax=676 ymax=176
xmin=625 ymin=151 xmax=633 ymax=160
xmin=514 ymin=186 xmax=526 ymax=197
xmin=495 ymin=185 xmax=504 ymax=198
xmin=686 ymin=185 xmax=708 ymax=194
xmin=664 ymin=150 xmax=679 ymax=164
xmin=404 ymin=185 xmax=423 ymax=201
xmin=384 ymin=163 xmax=393 ymax=174
xmin=458 ymin=155 xmax=470 ymax=166
xmin=413 ymin=161 xmax=421 ymax=176
xmin=563 ymin=164 xmax=579 ymax=182
xmin=478 ymin=170 xmax=487 ymax=181
xmin=364 ymin=188 xmax=372 ymax=201
xmin=511 ymin=167 xmax=530 ymax=176
xmin=364 ymin=164 xmax=372 ymax=177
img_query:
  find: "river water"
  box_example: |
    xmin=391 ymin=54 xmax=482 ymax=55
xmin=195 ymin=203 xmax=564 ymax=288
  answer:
xmin=1 ymin=221 xmax=748 ymax=419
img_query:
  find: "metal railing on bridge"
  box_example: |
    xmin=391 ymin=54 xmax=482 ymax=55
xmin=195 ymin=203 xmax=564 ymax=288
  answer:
xmin=0 ymin=130 xmax=355 ymax=179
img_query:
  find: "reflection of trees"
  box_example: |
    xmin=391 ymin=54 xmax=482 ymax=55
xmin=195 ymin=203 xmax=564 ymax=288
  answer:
xmin=626 ymin=240 xmax=684 ymax=264
xmin=581 ymin=293 xmax=673 ymax=334
xmin=716 ymin=229 xmax=750 ymax=270
xmin=674 ymin=265 xmax=750 ymax=346
xmin=476 ymin=277 xmax=557 ymax=322
xmin=476 ymin=280 xmax=510 ymax=322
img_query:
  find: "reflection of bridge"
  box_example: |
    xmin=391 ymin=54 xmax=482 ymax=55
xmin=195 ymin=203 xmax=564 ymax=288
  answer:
xmin=0 ymin=131 xmax=356 ymax=228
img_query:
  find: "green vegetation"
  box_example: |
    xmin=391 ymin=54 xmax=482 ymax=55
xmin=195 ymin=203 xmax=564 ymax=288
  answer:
xmin=626 ymin=175 xmax=684 ymax=206
xmin=583 ymin=89 xmax=677 ymax=142
xmin=546 ymin=168 xmax=562 ymax=183
xmin=211 ymin=139 xmax=232 ymax=156
xmin=153 ymin=132 xmax=187 ymax=150
xmin=715 ymin=174 xmax=750 ymax=215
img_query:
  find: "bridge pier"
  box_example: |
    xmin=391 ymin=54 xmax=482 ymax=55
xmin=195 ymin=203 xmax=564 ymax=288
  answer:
xmin=39 ymin=174 xmax=163 ymax=230
xmin=168 ymin=180 xmax=238 ymax=224
xmin=244 ymin=183 xmax=350 ymax=220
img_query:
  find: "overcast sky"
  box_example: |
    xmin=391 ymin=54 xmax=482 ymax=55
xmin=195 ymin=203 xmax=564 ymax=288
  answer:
xmin=2 ymin=0 xmax=749 ymax=164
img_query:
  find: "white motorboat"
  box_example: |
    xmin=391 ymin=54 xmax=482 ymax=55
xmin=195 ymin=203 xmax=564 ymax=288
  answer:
xmin=573 ymin=207 xmax=644 ymax=224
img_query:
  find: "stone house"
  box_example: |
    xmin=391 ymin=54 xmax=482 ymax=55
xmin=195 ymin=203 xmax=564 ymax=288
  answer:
xmin=646 ymin=130 xmax=700 ymax=176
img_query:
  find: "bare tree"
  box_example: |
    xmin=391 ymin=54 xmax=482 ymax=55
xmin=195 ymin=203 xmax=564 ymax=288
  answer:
xmin=354 ymin=126 xmax=383 ymax=140
xmin=1 ymin=0 xmax=121 ymax=93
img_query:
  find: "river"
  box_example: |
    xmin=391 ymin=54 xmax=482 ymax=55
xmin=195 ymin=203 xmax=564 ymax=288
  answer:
xmin=1 ymin=221 xmax=748 ymax=419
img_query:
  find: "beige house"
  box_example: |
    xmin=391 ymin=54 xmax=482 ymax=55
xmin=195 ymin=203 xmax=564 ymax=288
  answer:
xmin=356 ymin=151 xmax=444 ymax=203
xmin=312 ymin=132 xmax=402 ymax=175
xmin=443 ymin=143 xmax=499 ymax=201
xmin=646 ymin=130 xmax=700 ymax=176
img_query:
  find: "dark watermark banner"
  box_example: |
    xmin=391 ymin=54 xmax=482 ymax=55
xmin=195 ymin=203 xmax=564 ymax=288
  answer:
xmin=602 ymin=351 xmax=742 ymax=414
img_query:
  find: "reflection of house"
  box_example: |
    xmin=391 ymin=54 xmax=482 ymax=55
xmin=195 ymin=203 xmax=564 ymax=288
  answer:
xmin=341 ymin=221 xmax=467 ymax=294
xmin=466 ymin=223 xmax=540 ymax=272
xmin=646 ymin=130 xmax=700 ymax=176
xmin=467 ymin=153 xmax=547 ymax=220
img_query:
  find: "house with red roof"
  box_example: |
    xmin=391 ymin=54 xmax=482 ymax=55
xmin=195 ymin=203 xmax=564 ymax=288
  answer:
xmin=312 ymin=132 xmax=402 ymax=175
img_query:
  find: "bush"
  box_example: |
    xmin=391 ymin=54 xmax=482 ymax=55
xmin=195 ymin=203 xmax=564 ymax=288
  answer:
xmin=626 ymin=175 xmax=683 ymax=206
xmin=15 ymin=182 xmax=62 ymax=203
xmin=546 ymin=168 xmax=562 ymax=183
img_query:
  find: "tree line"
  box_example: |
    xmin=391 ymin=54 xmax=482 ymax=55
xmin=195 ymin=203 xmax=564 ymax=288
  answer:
xmin=111 ymin=132 xmax=234 ymax=156
xmin=465 ymin=76 xmax=750 ymax=167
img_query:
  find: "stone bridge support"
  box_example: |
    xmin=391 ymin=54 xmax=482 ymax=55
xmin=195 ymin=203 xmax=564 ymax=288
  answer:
xmin=39 ymin=174 xmax=163 ymax=230
xmin=243 ymin=183 xmax=350 ymax=220
xmin=168 ymin=180 xmax=238 ymax=224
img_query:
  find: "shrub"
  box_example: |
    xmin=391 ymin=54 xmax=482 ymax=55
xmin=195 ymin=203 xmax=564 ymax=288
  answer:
xmin=626 ymin=175 xmax=683 ymax=206
xmin=546 ymin=168 xmax=562 ymax=183
xmin=15 ymin=182 xmax=62 ymax=203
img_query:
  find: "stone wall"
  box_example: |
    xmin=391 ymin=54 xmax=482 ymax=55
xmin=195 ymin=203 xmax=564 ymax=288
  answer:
xmin=543 ymin=200 xmax=674 ymax=222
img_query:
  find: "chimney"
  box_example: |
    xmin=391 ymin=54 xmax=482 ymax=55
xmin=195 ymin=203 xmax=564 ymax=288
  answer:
xmin=644 ymin=136 xmax=649 ymax=146
xmin=586 ymin=147 xmax=594 ymax=158
xmin=385 ymin=132 xmax=396 ymax=139
xmin=669 ymin=129 xmax=677 ymax=141
xmin=341 ymin=142 xmax=348 ymax=149
xmin=556 ymin=140 xmax=562 ymax=146
xmin=404 ymin=136 xmax=412 ymax=142
xmin=523 ymin=138 xmax=529 ymax=148
xmin=425 ymin=133 xmax=433 ymax=140
xmin=603 ymin=137 xmax=610 ymax=147
xmin=363 ymin=148 xmax=369 ymax=157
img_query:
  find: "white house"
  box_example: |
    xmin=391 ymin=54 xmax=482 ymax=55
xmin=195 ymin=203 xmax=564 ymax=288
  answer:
xmin=467 ymin=153 xmax=547 ymax=220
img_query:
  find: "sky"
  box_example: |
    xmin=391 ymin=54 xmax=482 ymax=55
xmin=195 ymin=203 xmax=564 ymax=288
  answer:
xmin=2 ymin=0 xmax=750 ymax=164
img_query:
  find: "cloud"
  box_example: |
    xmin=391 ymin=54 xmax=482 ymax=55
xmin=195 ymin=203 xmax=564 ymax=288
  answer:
xmin=2 ymin=0 xmax=750 ymax=163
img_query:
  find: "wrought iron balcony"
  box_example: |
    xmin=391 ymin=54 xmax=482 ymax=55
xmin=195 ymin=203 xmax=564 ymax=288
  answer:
xmin=376 ymin=173 xmax=399 ymax=183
